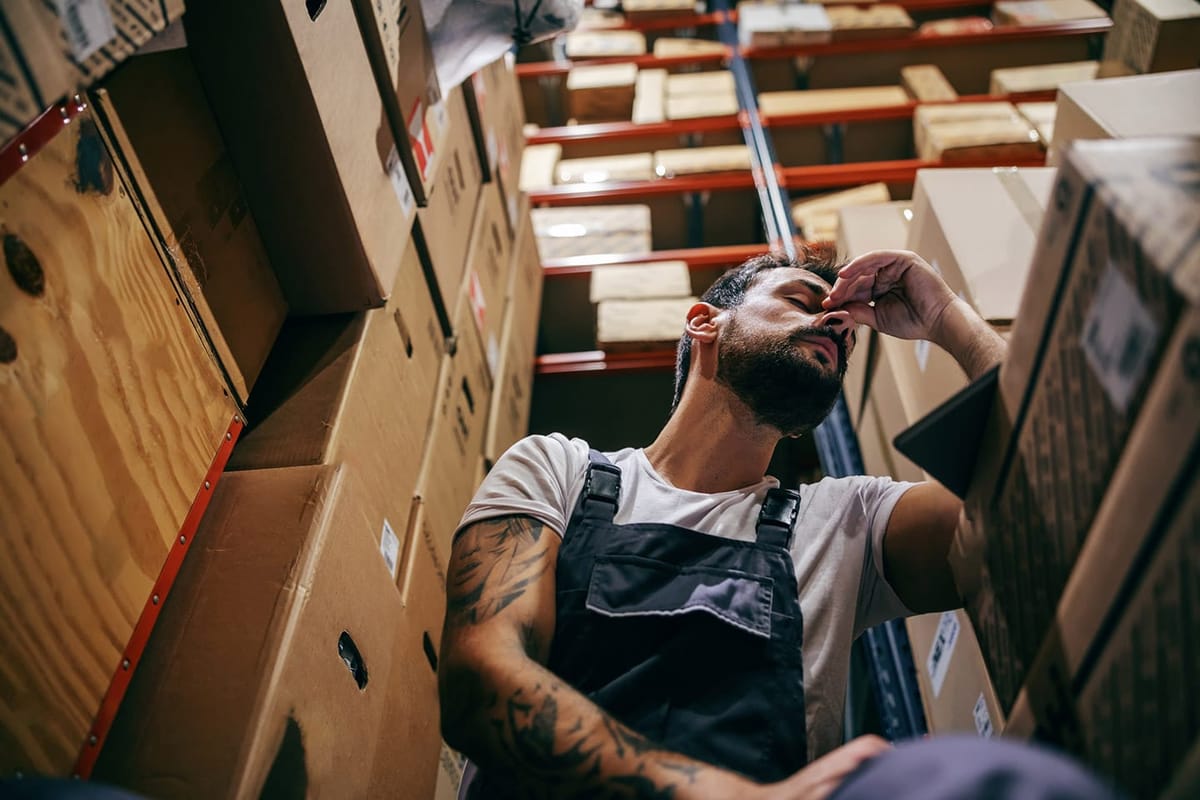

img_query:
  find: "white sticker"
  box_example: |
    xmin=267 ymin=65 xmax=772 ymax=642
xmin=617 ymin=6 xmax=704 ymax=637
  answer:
xmin=56 ymin=0 xmax=116 ymax=62
xmin=486 ymin=130 xmax=499 ymax=170
xmin=468 ymin=271 xmax=487 ymax=335
xmin=1081 ymin=262 xmax=1160 ymax=414
xmin=973 ymin=693 xmax=994 ymax=738
xmin=926 ymin=611 xmax=960 ymax=698
xmin=487 ymin=334 xmax=501 ymax=377
xmin=379 ymin=518 xmax=400 ymax=579
xmin=386 ymin=147 xmax=416 ymax=218
xmin=914 ymin=339 xmax=931 ymax=373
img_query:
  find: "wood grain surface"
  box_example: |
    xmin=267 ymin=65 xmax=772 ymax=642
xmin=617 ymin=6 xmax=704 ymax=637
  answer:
xmin=0 ymin=110 xmax=234 ymax=774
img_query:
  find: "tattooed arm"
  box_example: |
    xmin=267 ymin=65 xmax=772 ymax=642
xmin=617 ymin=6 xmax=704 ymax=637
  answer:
xmin=438 ymin=514 xmax=759 ymax=799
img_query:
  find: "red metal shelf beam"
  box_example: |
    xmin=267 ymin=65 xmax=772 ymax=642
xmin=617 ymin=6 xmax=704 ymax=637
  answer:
xmin=741 ymin=18 xmax=1111 ymax=60
xmin=542 ymin=243 xmax=773 ymax=277
xmin=536 ymin=349 xmax=678 ymax=375
xmin=780 ymin=153 xmax=1048 ymax=191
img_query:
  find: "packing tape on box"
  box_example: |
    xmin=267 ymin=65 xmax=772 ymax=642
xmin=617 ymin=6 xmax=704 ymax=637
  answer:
xmin=994 ymin=167 xmax=1045 ymax=234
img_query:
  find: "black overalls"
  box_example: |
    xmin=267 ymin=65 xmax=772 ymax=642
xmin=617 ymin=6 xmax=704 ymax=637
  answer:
xmin=462 ymin=451 xmax=810 ymax=797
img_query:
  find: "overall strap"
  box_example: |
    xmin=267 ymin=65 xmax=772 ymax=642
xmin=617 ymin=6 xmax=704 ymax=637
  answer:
xmin=756 ymin=488 xmax=801 ymax=549
xmin=578 ymin=449 xmax=621 ymax=524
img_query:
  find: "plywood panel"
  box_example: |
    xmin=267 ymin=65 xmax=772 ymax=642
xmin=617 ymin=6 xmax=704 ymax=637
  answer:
xmin=0 ymin=111 xmax=234 ymax=774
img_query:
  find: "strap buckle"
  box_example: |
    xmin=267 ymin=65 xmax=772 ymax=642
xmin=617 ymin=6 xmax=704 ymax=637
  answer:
xmin=757 ymin=488 xmax=801 ymax=549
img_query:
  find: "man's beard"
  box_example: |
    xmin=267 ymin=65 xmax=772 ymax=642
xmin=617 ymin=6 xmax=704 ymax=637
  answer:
xmin=716 ymin=313 xmax=847 ymax=437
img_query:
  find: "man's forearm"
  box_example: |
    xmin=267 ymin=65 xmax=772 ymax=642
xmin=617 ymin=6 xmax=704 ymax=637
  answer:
xmin=931 ymin=298 xmax=1007 ymax=380
xmin=441 ymin=650 xmax=754 ymax=800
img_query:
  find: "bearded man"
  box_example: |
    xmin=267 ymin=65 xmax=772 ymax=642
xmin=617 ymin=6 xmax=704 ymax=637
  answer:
xmin=436 ymin=248 xmax=1118 ymax=800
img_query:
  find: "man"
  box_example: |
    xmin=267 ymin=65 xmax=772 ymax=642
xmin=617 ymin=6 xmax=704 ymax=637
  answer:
xmin=436 ymin=248 xmax=1103 ymax=799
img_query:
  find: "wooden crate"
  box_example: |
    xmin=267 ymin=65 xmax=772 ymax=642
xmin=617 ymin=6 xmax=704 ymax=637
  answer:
xmin=0 ymin=109 xmax=236 ymax=775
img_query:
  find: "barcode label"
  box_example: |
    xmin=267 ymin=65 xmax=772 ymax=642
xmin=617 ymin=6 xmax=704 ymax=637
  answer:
xmin=1081 ymin=262 xmax=1159 ymax=413
xmin=55 ymin=0 xmax=116 ymax=62
xmin=926 ymin=611 xmax=960 ymax=697
xmin=973 ymin=693 xmax=994 ymax=738
xmin=380 ymin=518 xmax=400 ymax=579
xmin=914 ymin=339 xmax=931 ymax=373
xmin=386 ymin=146 xmax=416 ymax=218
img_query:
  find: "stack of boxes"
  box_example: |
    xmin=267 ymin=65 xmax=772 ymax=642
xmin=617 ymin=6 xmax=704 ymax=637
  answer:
xmin=592 ymin=261 xmax=698 ymax=352
xmin=0 ymin=1 xmax=543 ymax=793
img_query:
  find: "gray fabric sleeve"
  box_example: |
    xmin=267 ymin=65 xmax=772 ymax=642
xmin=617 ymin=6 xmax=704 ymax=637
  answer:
xmin=854 ymin=476 xmax=920 ymax=637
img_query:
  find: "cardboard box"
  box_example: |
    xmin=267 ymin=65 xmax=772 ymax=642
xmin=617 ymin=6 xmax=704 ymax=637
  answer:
xmin=556 ymin=153 xmax=656 ymax=185
xmin=960 ymin=139 xmax=1200 ymax=710
xmin=653 ymin=38 xmax=728 ymax=58
xmin=737 ymin=1 xmax=833 ymax=48
xmin=913 ymin=102 xmax=1017 ymax=158
xmin=988 ymin=60 xmax=1098 ymax=94
xmin=0 ymin=1 xmax=184 ymax=138
xmin=466 ymin=54 xmax=526 ymax=231
xmin=1050 ymin=69 xmax=1200 ymax=164
xmin=597 ymin=297 xmax=698 ymax=352
xmin=531 ymin=205 xmax=653 ymax=260
xmin=861 ymin=344 xmax=926 ymax=483
xmin=352 ymin=0 xmax=442 ymax=204
xmin=578 ymin=7 xmax=627 ymax=30
xmin=93 ymin=464 xmax=442 ymax=799
xmin=906 ymin=166 xmax=1055 ymax=324
xmin=856 ymin=399 xmax=896 ymax=478
xmin=666 ymin=92 xmax=740 ymax=120
xmin=825 ymin=5 xmax=915 ymax=40
xmin=758 ymin=86 xmax=911 ymax=118
xmin=993 ymin=0 xmax=1109 ymax=25
xmin=0 ymin=109 xmax=236 ymax=776
xmin=624 ymin=0 xmax=697 ymax=20
xmin=519 ymin=143 xmax=562 ymax=192
xmin=464 ymin=184 xmax=515 ymax=375
xmin=92 ymin=47 xmax=288 ymax=407
xmin=565 ymin=30 xmax=647 ymax=58
xmin=484 ymin=301 xmax=538 ymax=463
xmin=902 ymin=65 xmax=959 ymax=102
xmin=589 ymin=261 xmax=692 ymax=302
xmin=567 ymin=63 xmax=638 ymax=123
xmin=653 ymin=145 xmax=752 ymax=177
xmin=791 ymin=182 xmax=892 ymax=242
xmin=229 ymin=238 xmax=444 ymax=557
xmin=411 ymin=290 xmax=495 ymax=580
xmin=1017 ymin=101 xmax=1058 ymax=145
xmin=666 ymin=71 xmax=738 ymax=98
xmin=633 ymin=68 xmax=668 ymax=124
xmin=186 ymin=0 xmax=417 ymax=314
xmin=506 ymin=198 xmax=544 ymax=359
xmin=1104 ymin=0 xmax=1200 ymax=73
xmin=906 ymin=611 xmax=1004 ymax=736
xmin=921 ymin=116 xmax=1044 ymax=162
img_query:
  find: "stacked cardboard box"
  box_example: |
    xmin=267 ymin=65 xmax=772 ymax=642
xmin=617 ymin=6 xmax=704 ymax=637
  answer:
xmin=737 ymin=1 xmax=833 ymax=47
xmin=565 ymin=30 xmax=648 ymax=58
xmin=666 ymin=71 xmax=740 ymax=120
xmin=760 ymin=86 xmax=912 ymax=165
xmin=633 ymin=68 xmax=669 ymax=124
xmin=592 ymin=261 xmax=697 ymax=351
xmin=790 ymin=183 xmax=892 ymax=243
xmin=520 ymin=143 xmax=564 ymax=192
xmin=568 ymin=63 xmax=639 ymax=123
xmin=532 ymin=205 xmax=654 ymax=260
xmin=465 ymin=54 xmax=527 ymax=230
xmin=902 ymin=65 xmax=959 ymax=102
xmin=988 ymin=61 xmax=1099 ymax=94
xmin=1017 ymin=102 xmax=1058 ymax=145
xmin=653 ymin=38 xmax=729 ymax=58
xmin=1103 ymin=0 xmax=1200 ymax=73
xmin=556 ymin=153 xmax=656 ymax=184
xmin=653 ymin=145 xmax=753 ymax=177
xmin=914 ymin=102 xmax=1043 ymax=162
xmin=993 ymin=0 xmax=1109 ymax=25
xmin=624 ymin=0 xmax=698 ymax=22
xmin=825 ymin=5 xmax=915 ymax=40
xmin=905 ymin=611 xmax=1005 ymax=738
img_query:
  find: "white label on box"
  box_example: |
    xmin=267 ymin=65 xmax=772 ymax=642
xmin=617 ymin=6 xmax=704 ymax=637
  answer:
xmin=379 ymin=518 xmax=400 ymax=579
xmin=973 ymin=693 xmax=994 ymax=738
xmin=56 ymin=0 xmax=116 ymax=62
xmin=386 ymin=147 xmax=416 ymax=218
xmin=486 ymin=130 xmax=499 ymax=171
xmin=1081 ymin=262 xmax=1160 ymax=414
xmin=486 ymin=334 xmax=501 ymax=377
xmin=926 ymin=611 xmax=960 ymax=698
xmin=914 ymin=339 xmax=931 ymax=373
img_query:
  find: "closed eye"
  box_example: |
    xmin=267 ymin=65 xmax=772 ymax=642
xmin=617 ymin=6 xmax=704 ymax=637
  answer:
xmin=787 ymin=296 xmax=818 ymax=313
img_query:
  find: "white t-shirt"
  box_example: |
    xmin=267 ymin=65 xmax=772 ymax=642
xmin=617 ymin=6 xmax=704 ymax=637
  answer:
xmin=457 ymin=433 xmax=916 ymax=761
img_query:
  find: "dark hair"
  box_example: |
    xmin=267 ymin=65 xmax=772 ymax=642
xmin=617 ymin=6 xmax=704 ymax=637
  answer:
xmin=670 ymin=243 xmax=843 ymax=414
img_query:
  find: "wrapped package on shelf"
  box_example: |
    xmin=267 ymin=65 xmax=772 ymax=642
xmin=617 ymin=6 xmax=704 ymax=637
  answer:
xmin=992 ymin=0 xmax=1109 ymax=25
xmin=519 ymin=143 xmax=562 ymax=191
xmin=901 ymin=64 xmax=959 ymax=102
xmin=653 ymin=145 xmax=753 ymax=177
xmin=825 ymin=5 xmax=915 ymax=40
xmin=914 ymin=102 xmax=1043 ymax=162
xmin=589 ymin=261 xmax=692 ymax=302
xmin=666 ymin=71 xmax=737 ymax=98
xmin=665 ymin=71 xmax=739 ymax=120
xmin=556 ymin=153 xmax=656 ymax=185
xmin=759 ymin=85 xmax=911 ymax=118
xmin=988 ymin=60 xmax=1099 ymax=94
xmin=1016 ymin=101 xmax=1058 ymax=145
xmin=567 ymin=63 xmax=638 ymax=123
xmin=564 ymin=30 xmax=647 ymax=58
xmin=737 ymin=1 xmax=834 ymax=48
xmin=916 ymin=16 xmax=994 ymax=36
xmin=790 ymin=182 xmax=892 ymax=242
xmin=633 ymin=68 xmax=668 ymax=124
xmin=653 ymin=38 xmax=728 ymax=57
xmin=623 ymin=0 xmax=698 ymax=21
xmin=1104 ymin=0 xmax=1200 ymax=73
xmin=597 ymin=297 xmax=699 ymax=352
xmin=577 ymin=7 xmax=627 ymax=29
xmin=531 ymin=205 xmax=653 ymax=259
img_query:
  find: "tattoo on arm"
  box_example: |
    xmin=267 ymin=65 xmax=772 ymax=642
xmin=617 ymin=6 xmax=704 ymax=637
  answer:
xmin=447 ymin=515 xmax=551 ymax=629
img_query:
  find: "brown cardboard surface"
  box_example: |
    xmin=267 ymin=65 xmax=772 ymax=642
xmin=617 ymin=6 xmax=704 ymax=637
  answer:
xmin=759 ymin=86 xmax=910 ymax=118
xmin=186 ymin=0 xmax=415 ymax=313
xmin=653 ymin=38 xmax=728 ymax=57
xmin=506 ymin=198 xmax=544 ymax=358
xmin=565 ymin=30 xmax=648 ymax=58
xmin=791 ymin=182 xmax=891 ymax=241
xmin=906 ymin=166 xmax=1055 ymax=323
xmin=590 ymin=261 xmax=692 ymax=302
xmin=825 ymin=5 xmax=915 ymax=40
xmin=666 ymin=92 xmax=740 ymax=120
xmin=993 ymin=0 xmax=1109 ymax=25
xmin=737 ymin=1 xmax=834 ymax=47
xmin=653 ymin=145 xmax=752 ymax=177
xmin=412 ymin=290 xmax=495 ymax=578
xmin=417 ymin=86 xmax=486 ymax=318
xmin=913 ymin=101 xmax=1021 ymax=160
xmin=95 ymin=464 xmax=442 ymax=798
xmin=862 ymin=356 xmax=925 ymax=482
xmin=1016 ymin=101 xmax=1058 ymax=145
xmin=906 ymin=611 xmax=1004 ymax=736
xmin=667 ymin=71 xmax=738 ymax=98
xmin=468 ymin=55 xmax=526 ymax=230
xmin=352 ymin=0 xmax=441 ymax=202
xmin=1050 ymin=69 xmax=1200 ymax=164
xmin=0 ymin=3 xmax=61 ymax=138
xmin=464 ymin=183 xmax=515 ymax=375
xmin=531 ymin=204 xmax=653 ymax=260
xmin=567 ymin=63 xmax=638 ymax=123
xmin=1104 ymin=0 xmax=1200 ymax=73
xmin=856 ymin=397 xmax=896 ymax=477
xmin=625 ymin=0 xmax=697 ymax=18
xmin=988 ymin=60 xmax=1098 ymax=94
xmin=0 ymin=108 xmax=235 ymax=776
xmin=484 ymin=302 xmax=538 ymax=463
xmin=597 ymin=297 xmax=698 ymax=352
xmin=921 ymin=116 xmax=1043 ymax=163
xmin=556 ymin=153 xmax=656 ymax=184
xmin=228 ymin=239 xmax=444 ymax=563
xmin=902 ymin=65 xmax=959 ymax=102
xmin=93 ymin=48 xmax=287 ymax=407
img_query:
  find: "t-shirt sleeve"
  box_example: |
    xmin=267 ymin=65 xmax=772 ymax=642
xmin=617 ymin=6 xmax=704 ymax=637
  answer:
xmin=853 ymin=475 xmax=919 ymax=637
xmin=454 ymin=433 xmax=589 ymax=541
